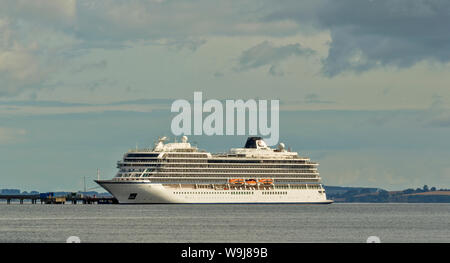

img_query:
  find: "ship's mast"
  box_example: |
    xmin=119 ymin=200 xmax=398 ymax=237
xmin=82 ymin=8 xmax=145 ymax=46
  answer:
xmin=83 ymin=176 xmax=86 ymax=192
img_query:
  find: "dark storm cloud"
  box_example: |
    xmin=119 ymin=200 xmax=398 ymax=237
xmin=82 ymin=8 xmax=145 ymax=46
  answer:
xmin=265 ymin=0 xmax=450 ymax=76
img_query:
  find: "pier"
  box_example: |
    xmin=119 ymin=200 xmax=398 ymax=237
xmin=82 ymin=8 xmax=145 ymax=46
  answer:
xmin=0 ymin=194 xmax=118 ymax=204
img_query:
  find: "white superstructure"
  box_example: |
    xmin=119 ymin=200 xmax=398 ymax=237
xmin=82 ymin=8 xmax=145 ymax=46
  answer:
xmin=96 ymin=136 xmax=333 ymax=204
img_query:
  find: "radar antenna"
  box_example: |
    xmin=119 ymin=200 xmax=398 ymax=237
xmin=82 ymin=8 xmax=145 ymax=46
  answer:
xmin=277 ymin=143 xmax=286 ymax=151
xmin=155 ymin=136 xmax=168 ymax=145
xmin=154 ymin=136 xmax=168 ymax=151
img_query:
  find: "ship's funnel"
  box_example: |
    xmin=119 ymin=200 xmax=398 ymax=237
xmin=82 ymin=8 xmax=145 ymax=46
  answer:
xmin=244 ymin=137 xmax=268 ymax=149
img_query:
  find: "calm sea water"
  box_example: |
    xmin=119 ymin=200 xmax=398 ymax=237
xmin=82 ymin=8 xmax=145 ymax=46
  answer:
xmin=0 ymin=203 xmax=448 ymax=243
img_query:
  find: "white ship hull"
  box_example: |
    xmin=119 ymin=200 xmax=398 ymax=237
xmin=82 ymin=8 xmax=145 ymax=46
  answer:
xmin=97 ymin=181 xmax=333 ymax=204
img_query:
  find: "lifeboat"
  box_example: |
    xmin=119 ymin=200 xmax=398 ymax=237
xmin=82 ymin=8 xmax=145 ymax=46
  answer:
xmin=245 ymin=179 xmax=257 ymax=186
xmin=258 ymin=179 xmax=273 ymax=185
xmin=229 ymin=178 xmax=244 ymax=185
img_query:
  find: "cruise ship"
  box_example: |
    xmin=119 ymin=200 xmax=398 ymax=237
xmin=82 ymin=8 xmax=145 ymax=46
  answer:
xmin=95 ymin=136 xmax=333 ymax=204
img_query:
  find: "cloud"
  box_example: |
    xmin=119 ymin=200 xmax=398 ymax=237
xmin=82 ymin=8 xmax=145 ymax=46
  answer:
xmin=0 ymin=98 xmax=174 ymax=115
xmin=236 ymin=41 xmax=315 ymax=74
xmin=213 ymin=72 xmax=224 ymax=78
xmin=264 ymin=0 xmax=450 ymax=76
xmin=77 ymin=78 xmax=122 ymax=93
xmin=428 ymin=114 xmax=450 ymax=127
xmin=423 ymin=94 xmax=450 ymax=128
xmin=2 ymin=0 xmax=450 ymax=98
xmin=0 ymin=127 xmax=26 ymax=144
xmin=304 ymin=93 xmax=334 ymax=104
xmin=268 ymin=65 xmax=284 ymax=76
xmin=1 ymin=0 xmax=302 ymax=48
xmin=71 ymin=59 xmax=107 ymax=74
xmin=0 ymin=14 xmax=80 ymax=97
xmin=0 ymin=19 xmax=43 ymax=96
xmin=71 ymin=0 xmax=295 ymax=44
xmin=1 ymin=0 xmax=294 ymax=97
xmin=165 ymin=38 xmax=207 ymax=52
xmin=0 ymin=0 xmax=76 ymax=27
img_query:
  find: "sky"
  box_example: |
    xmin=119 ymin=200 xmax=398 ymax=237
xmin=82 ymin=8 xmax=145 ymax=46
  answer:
xmin=0 ymin=0 xmax=449 ymax=192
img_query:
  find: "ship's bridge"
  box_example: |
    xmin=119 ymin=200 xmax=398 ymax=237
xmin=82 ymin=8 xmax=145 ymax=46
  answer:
xmin=153 ymin=136 xmax=199 ymax=152
xmin=229 ymin=137 xmax=299 ymax=158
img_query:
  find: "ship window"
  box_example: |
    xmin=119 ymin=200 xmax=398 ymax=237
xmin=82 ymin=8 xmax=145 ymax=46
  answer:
xmin=127 ymin=153 xmax=159 ymax=158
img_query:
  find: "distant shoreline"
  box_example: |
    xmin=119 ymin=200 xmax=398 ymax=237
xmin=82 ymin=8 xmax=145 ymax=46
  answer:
xmin=2 ymin=185 xmax=450 ymax=203
xmin=324 ymin=185 xmax=450 ymax=203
